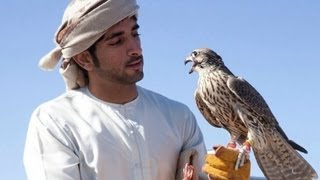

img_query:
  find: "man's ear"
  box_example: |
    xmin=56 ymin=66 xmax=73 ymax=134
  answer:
xmin=73 ymin=51 xmax=94 ymax=71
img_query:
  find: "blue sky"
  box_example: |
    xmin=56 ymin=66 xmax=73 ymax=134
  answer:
xmin=1 ymin=1 xmax=319 ymax=179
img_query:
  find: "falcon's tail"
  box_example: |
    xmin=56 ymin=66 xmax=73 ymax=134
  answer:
xmin=288 ymin=139 xmax=307 ymax=154
xmin=276 ymin=125 xmax=308 ymax=153
xmin=253 ymin=131 xmax=318 ymax=180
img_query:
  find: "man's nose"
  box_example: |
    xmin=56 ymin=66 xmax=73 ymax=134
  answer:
xmin=128 ymin=38 xmax=142 ymax=56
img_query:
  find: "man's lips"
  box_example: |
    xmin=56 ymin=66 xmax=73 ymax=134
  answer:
xmin=126 ymin=58 xmax=143 ymax=70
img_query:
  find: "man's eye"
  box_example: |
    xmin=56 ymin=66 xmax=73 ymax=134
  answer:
xmin=133 ymin=33 xmax=141 ymax=38
xmin=109 ymin=39 xmax=122 ymax=46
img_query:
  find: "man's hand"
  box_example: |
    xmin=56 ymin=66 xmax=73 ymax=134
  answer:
xmin=176 ymin=149 xmax=199 ymax=180
xmin=203 ymin=146 xmax=250 ymax=180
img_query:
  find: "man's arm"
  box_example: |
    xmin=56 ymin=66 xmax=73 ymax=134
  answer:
xmin=24 ymin=107 xmax=81 ymax=180
xmin=175 ymin=107 xmax=207 ymax=180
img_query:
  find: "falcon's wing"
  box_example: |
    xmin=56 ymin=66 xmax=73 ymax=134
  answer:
xmin=227 ymin=76 xmax=308 ymax=153
xmin=226 ymin=76 xmax=278 ymax=125
xmin=195 ymin=92 xmax=223 ymax=128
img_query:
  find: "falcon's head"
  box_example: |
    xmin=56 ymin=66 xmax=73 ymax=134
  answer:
xmin=184 ymin=48 xmax=223 ymax=74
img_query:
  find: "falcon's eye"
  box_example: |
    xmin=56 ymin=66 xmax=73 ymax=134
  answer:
xmin=191 ymin=51 xmax=198 ymax=57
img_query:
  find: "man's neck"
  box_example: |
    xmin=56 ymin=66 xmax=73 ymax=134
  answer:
xmin=88 ymin=82 xmax=138 ymax=105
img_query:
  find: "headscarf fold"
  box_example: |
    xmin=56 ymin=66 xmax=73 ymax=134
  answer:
xmin=39 ymin=0 xmax=139 ymax=90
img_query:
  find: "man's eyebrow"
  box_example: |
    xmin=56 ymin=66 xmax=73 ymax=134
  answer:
xmin=104 ymin=24 xmax=139 ymax=41
xmin=105 ymin=31 xmax=124 ymax=41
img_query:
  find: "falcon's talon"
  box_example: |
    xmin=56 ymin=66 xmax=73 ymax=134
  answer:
xmin=243 ymin=139 xmax=252 ymax=152
xmin=227 ymin=141 xmax=237 ymax=149
xmin=235 ymin=146 xmax=250 ymax=170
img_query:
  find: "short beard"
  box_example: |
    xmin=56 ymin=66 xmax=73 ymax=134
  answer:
xmin=93 ymin=55 xmax=144 ymax=85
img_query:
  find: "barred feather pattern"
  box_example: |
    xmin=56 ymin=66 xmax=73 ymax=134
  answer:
xmin=186 ymin=48 xmax=318 ymax=180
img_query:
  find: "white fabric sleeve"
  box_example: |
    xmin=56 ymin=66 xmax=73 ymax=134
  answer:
xmin=179 ymin=106 xmax=207 ymax=179
xmin=23 ymin=107 xmax=81 ymax=180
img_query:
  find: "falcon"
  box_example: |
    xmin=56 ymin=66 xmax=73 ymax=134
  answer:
xmin=184 ymin=48 xmax=318 ymax=179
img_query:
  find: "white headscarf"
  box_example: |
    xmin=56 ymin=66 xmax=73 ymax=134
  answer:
xmin=39 ymin=0 xmax=139 ymax=90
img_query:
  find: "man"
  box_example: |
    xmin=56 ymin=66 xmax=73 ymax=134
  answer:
xmin=24 ymin=0 xmax=250 ymax=179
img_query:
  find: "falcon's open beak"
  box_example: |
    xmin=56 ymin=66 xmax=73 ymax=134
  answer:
xmin=184 ymin=57 xmax=195 ymax=74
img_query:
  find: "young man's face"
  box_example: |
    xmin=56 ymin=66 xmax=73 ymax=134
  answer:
xmin=90 ymin=16 xmax=143 ymax=85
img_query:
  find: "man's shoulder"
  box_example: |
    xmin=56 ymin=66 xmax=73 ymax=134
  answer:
xmin=36 ymin=88 xmax=87 ymax=111
xmin=138 ymin=86 xmax=176 ymax=102
xmin=138 ymin=86 xmax=189 ymax=110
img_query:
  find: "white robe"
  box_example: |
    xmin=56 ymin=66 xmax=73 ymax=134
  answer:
xmin=24 ymin=86 xmax=206 ymax=180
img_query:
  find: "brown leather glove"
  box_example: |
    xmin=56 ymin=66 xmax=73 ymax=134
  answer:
xmin=202 ymin=146 xmax=250 ymax=180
